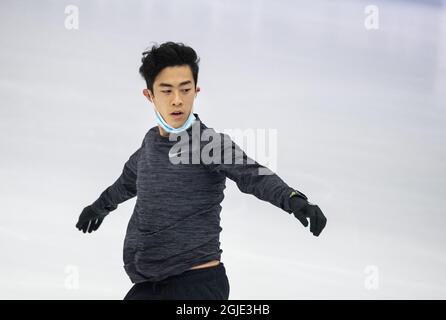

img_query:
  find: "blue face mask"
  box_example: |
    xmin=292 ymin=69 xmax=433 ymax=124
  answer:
xmin=155 ymin=110 xmax=196 ymax=134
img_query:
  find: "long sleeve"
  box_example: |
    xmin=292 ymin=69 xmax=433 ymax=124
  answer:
xmin=203 ymin=133 xmax=302 ymax=213
xmin=90 ymin=146 xmax=141 ymax=214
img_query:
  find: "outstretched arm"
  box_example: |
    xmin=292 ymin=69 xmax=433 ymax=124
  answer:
xmin=76 ymin=145 xmax=141 ymax=233
xmin=90 ymin=146 xmax=141 ymax=214
xmin=204 ymin=133 xmax=327 ymax=236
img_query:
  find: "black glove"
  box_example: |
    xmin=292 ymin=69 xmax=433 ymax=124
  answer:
xmin=76 ymin=205 xmax=108 ymax=234
xmin=289 ymin=190 xmax=327 ymax=237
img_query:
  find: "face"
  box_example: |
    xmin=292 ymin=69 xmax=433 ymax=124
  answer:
xmin=143 ymin=65 xmax=200 ymax=135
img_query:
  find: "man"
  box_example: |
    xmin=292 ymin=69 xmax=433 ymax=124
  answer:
xmin=76 ymin=41 xmax=327 ymax=300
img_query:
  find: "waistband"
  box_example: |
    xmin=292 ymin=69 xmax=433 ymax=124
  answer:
xmin=164 ymin=261 xmax=226 ymax=285
xmin=145 ymin=262 xmax=226 ymax=292
xmin=133 ymin=261 xmax=226 ymax=294
xmin=152 ymin=261 xmax=224 ymax=285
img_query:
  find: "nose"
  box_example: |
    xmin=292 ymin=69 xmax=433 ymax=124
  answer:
xmin=171 ymin=91 xmax=183 ymax=106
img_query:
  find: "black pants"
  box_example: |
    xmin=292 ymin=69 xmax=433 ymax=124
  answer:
xmin=123 ymin=262 xmax=230 ymax=300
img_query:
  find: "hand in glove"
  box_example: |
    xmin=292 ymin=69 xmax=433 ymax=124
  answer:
xmin=76 ymin=205 xmax=108 ymax=234
xmin=289 ymin=190 xmax=327 ymax=237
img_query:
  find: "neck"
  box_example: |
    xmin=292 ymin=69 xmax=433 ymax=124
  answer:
xmin=158 ymin=125 xmax=169 ymax=137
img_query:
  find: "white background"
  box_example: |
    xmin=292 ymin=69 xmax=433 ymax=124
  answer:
xmin=0 ymin=0 xmax=445 ymax=299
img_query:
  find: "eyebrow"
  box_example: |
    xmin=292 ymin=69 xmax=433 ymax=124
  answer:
xmin=158 ymin=81 xmax=192 ymax=88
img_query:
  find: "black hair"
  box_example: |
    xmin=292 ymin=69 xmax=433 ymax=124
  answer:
xmin=139 ymin=41 xmax=200 ymax=95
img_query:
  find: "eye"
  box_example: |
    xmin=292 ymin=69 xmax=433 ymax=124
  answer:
xmin=182 ymin=89 xmax=191 ymax=93
xmin=162 ymin=90 xmax=171 ymax=93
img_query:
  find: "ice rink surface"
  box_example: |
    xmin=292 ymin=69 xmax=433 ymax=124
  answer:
xmin=0 ymin=0 xmax=445 ymax=299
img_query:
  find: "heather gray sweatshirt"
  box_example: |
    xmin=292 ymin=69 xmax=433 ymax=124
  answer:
xmin=91 ymin=113 xmax=305 ymax=283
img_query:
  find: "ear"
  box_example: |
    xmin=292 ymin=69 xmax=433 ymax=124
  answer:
xmin=143 ymin=88 xmax=153 ymax=103
xmin=195 ymin=86 xmax=200 ymax=96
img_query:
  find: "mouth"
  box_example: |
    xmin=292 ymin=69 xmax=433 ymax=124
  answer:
xmin=170 ymin=111 xmax=184 ymax=119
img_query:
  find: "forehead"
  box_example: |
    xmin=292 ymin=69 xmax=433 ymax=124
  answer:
xmin=154 ymin=65 xmax=194 ymax=86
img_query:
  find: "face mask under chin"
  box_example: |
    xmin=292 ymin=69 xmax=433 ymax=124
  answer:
xmin=154 ymin=109 xmax=196 ymax=134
